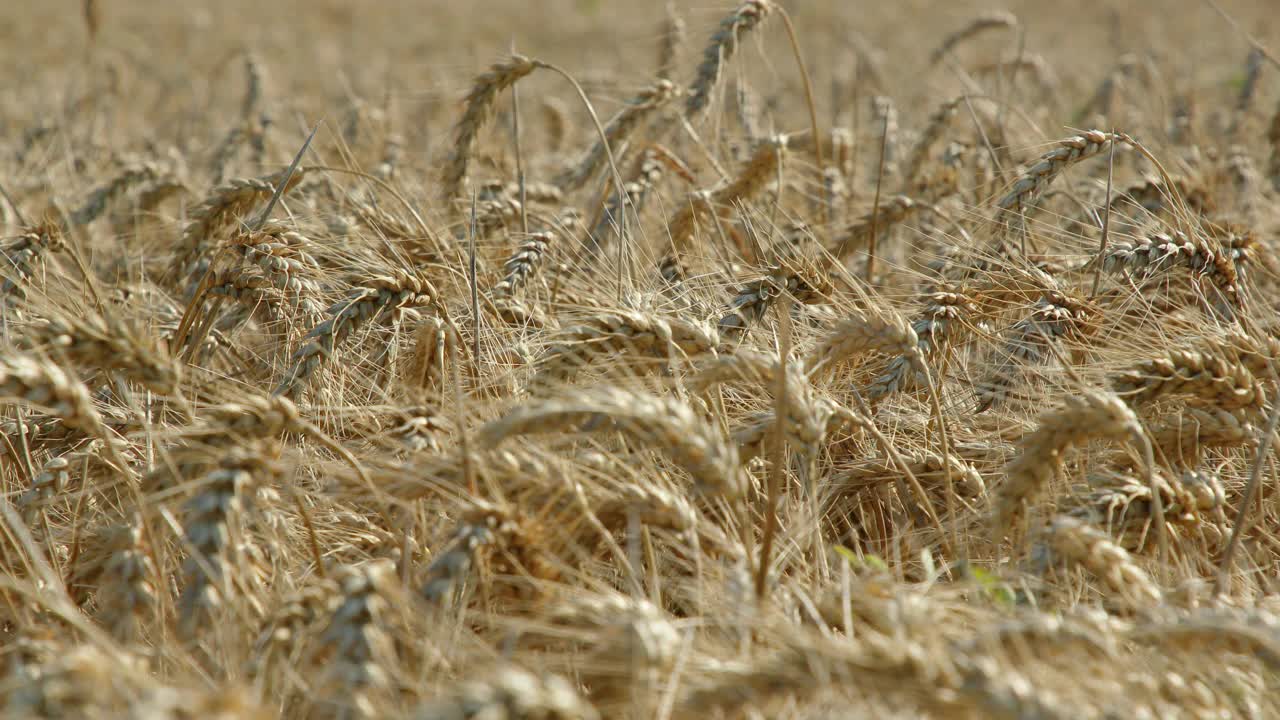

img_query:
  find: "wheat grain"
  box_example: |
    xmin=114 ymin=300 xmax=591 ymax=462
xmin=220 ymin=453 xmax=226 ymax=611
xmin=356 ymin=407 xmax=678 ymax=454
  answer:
xmin=1112 ymin=348 xmax=1263 ymax=412
xmin=178 ymin=443 xmax=280 ymax=636
xmin=1129 ymin=609 xmax=1280 ymax=669
xmin=666 ymin=134 xmax=787 ymax=254
xmin=175 ymin=166 xmax=306 ymax=283
xmin=531 ymin=310 xmax=719 ymax=389
xmin=68 ymin=163 xmax=159 ymax=226
xmin=1072 ymin=469 xmax=1224 ymax=552
xmin=26 ymin=310 xmax=182 ymax=395
xmin=95 ymin=519 xmax=158 ymax=643
xmin=493 ymin=230 xmax=553 ymax=299
xmin=804 ymin=307 xmax=922 ymax=375
xmin=0 ymin=354 xmax=115 ymax=444
xmin=657 ymin=2 xmax=685 ymax=81
xmin=995 ymin=130 xmax=1123 ymax=239
xmin=830 ymin=195 xmax=919 ymax=261
xmin=718 ymin=260 xmax=830 ymax=337
xmin=903 ymin=97 xmax=961 ymax=186
xmin=976 ymin=291 xmax=1093 ymax=411
xmin=869 ymin=289 xmax=981 ymax=399
xmin=313 ymin=560 xmax=399 ymax=717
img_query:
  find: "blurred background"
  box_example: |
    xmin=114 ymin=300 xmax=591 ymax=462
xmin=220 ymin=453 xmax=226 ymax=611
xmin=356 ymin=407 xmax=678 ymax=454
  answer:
xmin=3 ymin=1 xmax=1275 ymax=158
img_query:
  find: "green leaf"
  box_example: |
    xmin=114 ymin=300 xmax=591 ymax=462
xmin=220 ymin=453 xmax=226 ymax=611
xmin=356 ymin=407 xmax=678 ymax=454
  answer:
xmin=834 ymin=545 xmax=887 ymax=572
xmin=970 ymin=566 xmax=1015 ymax=607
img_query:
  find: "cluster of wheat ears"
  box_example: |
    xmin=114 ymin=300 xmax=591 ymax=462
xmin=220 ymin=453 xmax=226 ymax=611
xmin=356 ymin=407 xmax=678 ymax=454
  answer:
xmin=3 ymin=0 xmax=1280 ymax=717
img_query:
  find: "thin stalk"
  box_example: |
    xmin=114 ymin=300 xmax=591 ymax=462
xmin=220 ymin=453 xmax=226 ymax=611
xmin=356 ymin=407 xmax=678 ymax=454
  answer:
xmin=866 ymin=112 xmax=889 ymax=283
xmin=532 ymin=61 xmax=630 ymax=301
xmin=447 ymin=318 xmax=478 ymax=497
xmin=510 ymin=40 xmax=530 ymax=236
xmin=921 ymin=362 xmax=960 ymax=563
xmin=756 ymin=294 xmax=792 ymax=602
xmin=1091 ymin=135 xmax=1116 ymax=297
xmin=469 ymin=191 xmax=480 ymax=364
xmin=776 ymin=8 xmax=826 ymax=224
xmin=1215 ymin=378 xmax=1280 ymax=596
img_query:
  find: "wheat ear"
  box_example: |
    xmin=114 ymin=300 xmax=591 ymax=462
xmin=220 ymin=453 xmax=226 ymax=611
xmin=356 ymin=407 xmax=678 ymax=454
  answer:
xmin=555 ymin=79 xmax=676 ymax=192
xmin=417 ymin=666 xmax=600 ymax=720
xmin=657 ymin=2 xmax=685 ymax=81
xmin=276 ymin=271 xmax=434 ymax=397
xmin=531 ymin=309 xmax=719 ymax=390
xmin=666 ymin=134 xmax=787 ymax=254
xmin=479 ymin=386 xmax=744 ymax=498
xmin=1 ymin=224 xmax=66 ymax=302
xmin=686 ymin=0 xmax=775 ymax=121
xmin=928 ymin=11 xmax=1018 ymax=66
xmin=994 ymin=389 xmax=1143 ymax=537
xmin=803 ymin=307 xmax=923 ymax=376
xmin=441 ymin=55 xmax=540 ymax=208
xmin=1040 ymin=514 xmax=1163 ymax=606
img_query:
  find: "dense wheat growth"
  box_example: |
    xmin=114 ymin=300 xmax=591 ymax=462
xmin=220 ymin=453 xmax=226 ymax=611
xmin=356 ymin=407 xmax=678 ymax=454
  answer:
xmin=3 ymin=0 xmax=1280 ymax=717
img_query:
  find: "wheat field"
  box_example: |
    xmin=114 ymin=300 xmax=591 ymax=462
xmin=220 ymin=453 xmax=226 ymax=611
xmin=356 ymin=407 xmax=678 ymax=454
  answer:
xmin=2 ymin=0 xmax=1280 ymax=717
